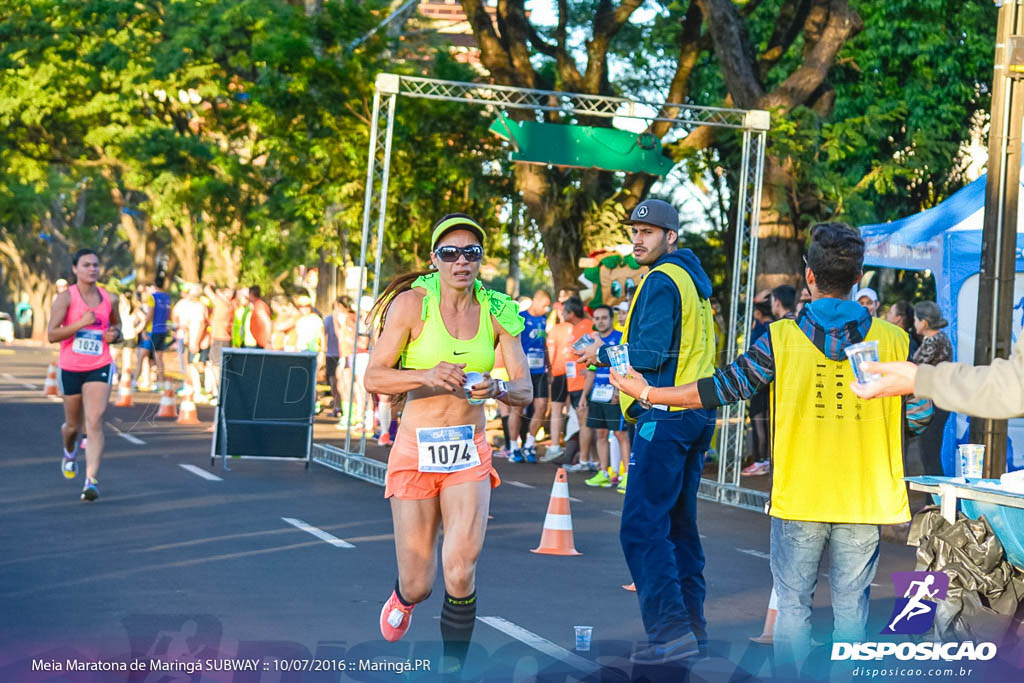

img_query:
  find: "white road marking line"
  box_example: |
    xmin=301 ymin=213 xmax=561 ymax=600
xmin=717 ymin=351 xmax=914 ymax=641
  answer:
xmin=737 ymin=548 xmax=770 ymax=560
xmin=180 ymin=464 xmax=223 ymax=481
xmin=478 ymin=616 xmax=600 ymax=675
xmin=569 ymin=496 xmax=583 ymax=503
xmin=22 ymin=383 xmax=36 ymax=390
xmin=604 ymin=510 xmax=622 ymax=517
xmin=281 ymin=517 xmax=355 ymax=548
xmin=106 ymin=422 xmax=146 ymax=445
xmin=507 ymin=480 xmax=535 ymax=489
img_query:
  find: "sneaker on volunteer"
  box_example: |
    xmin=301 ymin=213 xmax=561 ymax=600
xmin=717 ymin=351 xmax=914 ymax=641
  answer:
xmin=585 ymin=470 xmax=613 ymax=487
xmin=379 ymin=589 xmax=415 ymax=642
xmin=523 ymin=446 xmax=538 ymax=464
xmin=378 ymin=432 xmax=392 ymax=447
xmin=617 ymin=472 xmax=628 ymax=493
xmin=509 ymin=449 xmax=525 ymax=463
xmin=81 ymin=476 xmax=99 ymax=502
xmin=630 ymin=632 xmax=700 ymax=664
xmin=564 ymin=462 xmax=586 ymax=472
xmin=540 ymin=445 xmax=563 ymax=463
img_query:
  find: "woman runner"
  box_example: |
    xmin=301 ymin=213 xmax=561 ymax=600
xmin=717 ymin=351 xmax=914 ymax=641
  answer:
xmin=47 ymin=249 xmax=123 ymax=501
xmin=364 ymin=214 xmax=531 ymax=674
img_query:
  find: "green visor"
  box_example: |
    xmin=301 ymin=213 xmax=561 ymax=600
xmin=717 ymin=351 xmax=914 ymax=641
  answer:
xmin=430 ymin=216 xmax=486 ymax=251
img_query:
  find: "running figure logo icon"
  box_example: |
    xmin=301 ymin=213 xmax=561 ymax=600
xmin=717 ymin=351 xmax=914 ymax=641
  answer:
xmin=882 ymin=571 xmax=949 ymax=634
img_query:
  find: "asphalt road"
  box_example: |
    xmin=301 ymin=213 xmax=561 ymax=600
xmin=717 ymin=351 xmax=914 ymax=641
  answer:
xmin=0 ymin=345 xmax=986 ymax=682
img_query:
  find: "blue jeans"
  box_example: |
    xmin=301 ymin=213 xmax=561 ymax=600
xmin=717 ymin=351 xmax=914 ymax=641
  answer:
xmin=619 ymin=409 xmax=715 ymax=645
xmin=770 ymin=518 xmax=880 ymax=669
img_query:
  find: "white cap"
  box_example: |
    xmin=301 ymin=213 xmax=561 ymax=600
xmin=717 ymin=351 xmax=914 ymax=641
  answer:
xmin=854 ymin=287 xmax=878 ymax=303
xmin=615 ymin=301 xmax=629 ymax=312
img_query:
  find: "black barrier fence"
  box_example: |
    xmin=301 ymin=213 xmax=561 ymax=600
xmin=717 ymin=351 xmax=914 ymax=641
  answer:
xmin=210 ymin=349 xmax=318 ymax=470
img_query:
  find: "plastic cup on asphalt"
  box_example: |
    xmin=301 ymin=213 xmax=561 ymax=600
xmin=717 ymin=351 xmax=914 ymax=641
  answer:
xmin=574 ymin=625 xmax=593 ymax=652
xmin=463 ymin=371 xmax=485 ymax=405
xmin=844 ymin=341 xmax=881 ymax=384
xmin=958 ymin=444 xmax=985 ymax=479
xmin=571 ymin=333 xmax=595 ymax=353
xmin=606 ymin=343 xmax=630 ymax=376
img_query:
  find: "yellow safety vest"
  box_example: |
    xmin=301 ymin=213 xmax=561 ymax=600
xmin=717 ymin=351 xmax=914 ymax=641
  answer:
xmin=768 ymin=317 xmax=910 ymax=524
xmin=619 ymin=261 xmax=716 ymax=422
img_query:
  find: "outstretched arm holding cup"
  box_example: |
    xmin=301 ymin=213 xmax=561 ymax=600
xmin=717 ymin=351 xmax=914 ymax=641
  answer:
xmin=851 ymin=336 xmax=1024 ymax=419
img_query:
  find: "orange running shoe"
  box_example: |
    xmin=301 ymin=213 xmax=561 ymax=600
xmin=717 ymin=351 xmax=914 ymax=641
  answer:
xmin=379 ymin=590 xmax=415 ymax=642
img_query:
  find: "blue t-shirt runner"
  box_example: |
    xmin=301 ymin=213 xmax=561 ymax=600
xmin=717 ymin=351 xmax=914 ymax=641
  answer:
xmin=520 ymin=312 xmax=548 ymax=375
xmin=149 ymin=291 xmax=171 ymax=334
xmin=589 ymin=329 xmax=622 ymax=402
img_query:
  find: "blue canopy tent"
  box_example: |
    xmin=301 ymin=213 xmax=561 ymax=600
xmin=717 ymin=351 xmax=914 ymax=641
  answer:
xmin=860 ymin=175 xmax=1024 ymax=475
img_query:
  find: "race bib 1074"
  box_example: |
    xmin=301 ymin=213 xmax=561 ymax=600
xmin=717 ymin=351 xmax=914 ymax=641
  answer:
xmin=416 ymin=425 xmax=481 ymax=473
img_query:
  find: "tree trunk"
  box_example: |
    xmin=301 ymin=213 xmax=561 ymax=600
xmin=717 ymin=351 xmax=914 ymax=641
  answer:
xmin=756 ymin=155 xmax=804 ymax=290
xmin=514 ymin=164 xmax=585 ymax=291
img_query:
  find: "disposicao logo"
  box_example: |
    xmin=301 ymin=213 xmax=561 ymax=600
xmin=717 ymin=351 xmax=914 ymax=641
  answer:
xmin=882 ymin=571 xmax=948 ymax=635
xmin=831 ymin=571 xmax=997 ymax=663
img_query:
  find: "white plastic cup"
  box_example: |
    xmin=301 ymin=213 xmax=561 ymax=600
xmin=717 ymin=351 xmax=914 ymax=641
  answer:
xmin=571 ymin=333 xmax=595 ymax=353
xmin=844 ymin=341 xmax=881 ymax=384
xmin=463 ymin=371 xmax=485 ymax=405
xmin=574 ymin=625 xmax=593 ymax=652
xmin=606 ymin=343 xmax=630 ymax=376
xmin=958 ymin=444 xmax=986 ymax=479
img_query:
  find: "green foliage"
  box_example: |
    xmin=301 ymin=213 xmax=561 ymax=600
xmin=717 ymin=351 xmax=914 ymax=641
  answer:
xmin=0 ymin=0 xmax=511 ymax=298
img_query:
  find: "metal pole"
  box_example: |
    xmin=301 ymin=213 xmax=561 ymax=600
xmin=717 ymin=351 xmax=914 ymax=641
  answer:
xmin=358 ymin=94 xmax=398 ymax=457
xmin=972 ymin=0 xmax=1022 ymax=476
xmin=347 ymin=88 xmax=384 ymax=455
xmin=718 ymin=129 xmax=753 ymax=490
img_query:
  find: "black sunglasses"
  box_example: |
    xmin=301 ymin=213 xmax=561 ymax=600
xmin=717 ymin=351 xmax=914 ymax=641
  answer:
xmin=434 ymin=245 xmax=483 ymax=263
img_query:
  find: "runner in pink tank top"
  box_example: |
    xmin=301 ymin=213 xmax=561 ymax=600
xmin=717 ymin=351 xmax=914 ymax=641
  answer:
xmin=47 ymin=249 xmax=123 ymax=502
xmin=59 ymin=279 xmax=113 ymax=371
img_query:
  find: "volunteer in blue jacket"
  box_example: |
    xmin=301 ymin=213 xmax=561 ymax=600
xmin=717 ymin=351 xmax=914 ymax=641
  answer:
xmin=611 ymin=223 xmax=930 ymax=673
xmin=579 ymin=198 xmax=717 ymax=664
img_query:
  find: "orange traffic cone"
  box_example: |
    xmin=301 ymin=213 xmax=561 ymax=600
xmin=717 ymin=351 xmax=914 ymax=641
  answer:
xmin=114 ymin=371 xmax=133 ymax=407
xmin=156 ymin=382 xmax=178 ymax=418
xmin=43 ymin=363 xmax=59 ymax=397
xmin=177 ymin=385 xmax=200 ymax=425
xmin=531 ymin=468 xmax=582 ymax=556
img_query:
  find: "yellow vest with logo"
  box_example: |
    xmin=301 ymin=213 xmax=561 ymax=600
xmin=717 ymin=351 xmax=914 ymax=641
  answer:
xmin=768 ymin=317 xmax=910 ymax=524
xmin=619 ymin=262 xmax=716 ymax=422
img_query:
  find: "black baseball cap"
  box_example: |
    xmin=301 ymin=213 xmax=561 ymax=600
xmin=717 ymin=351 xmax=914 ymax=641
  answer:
xmin=622 ymin=198 xmax=679 ymax=233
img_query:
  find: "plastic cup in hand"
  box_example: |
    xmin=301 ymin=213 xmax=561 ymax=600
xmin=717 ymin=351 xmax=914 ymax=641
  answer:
xmin=574 ymin=625 xmax=593 ymax=652
xmin=958 ymin=444 xmax=985 ymax=479
xmin=463 ymin=371 xmax=485 ymax=405
xmin=571 ymin=333 xmax=595 ymax=353
xmin=844 ymin=341 xmax=881 ymax=384
xmin=606 ymin=343 xmax=630 ymax=376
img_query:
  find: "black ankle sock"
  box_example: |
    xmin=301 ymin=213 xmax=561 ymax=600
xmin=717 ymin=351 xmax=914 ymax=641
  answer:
xmin=500 ymin=416 xmax=510 ymax=448
xmin=440 ymin=590 xmax=477 ymax=667
xmin=394 ymin=579 xmax=414 ymax=607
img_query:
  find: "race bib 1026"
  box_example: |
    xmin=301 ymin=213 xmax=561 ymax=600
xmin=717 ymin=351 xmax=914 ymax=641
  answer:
xmin=72 ymin=329 xmax=103 ymax=356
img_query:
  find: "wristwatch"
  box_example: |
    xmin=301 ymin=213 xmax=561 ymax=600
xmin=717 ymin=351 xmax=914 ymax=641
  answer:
xmin=638 ymin=385 xmax=653 ymax=410
xmin=495 ymin=379 xmax=509 ymax=400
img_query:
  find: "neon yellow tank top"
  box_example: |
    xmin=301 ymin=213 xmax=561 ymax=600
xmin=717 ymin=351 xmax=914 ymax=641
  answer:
xmin=402 ymin=274 xmax=522 ymax=374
